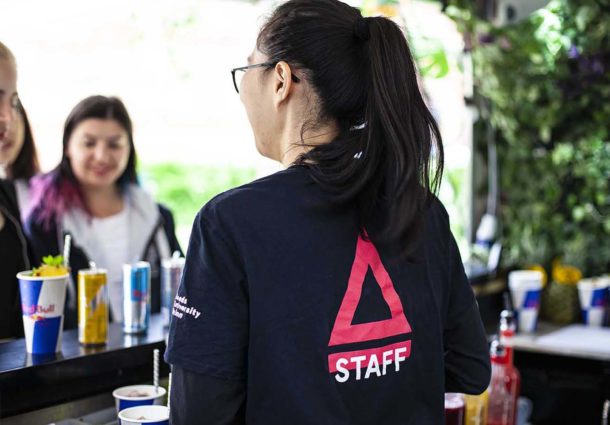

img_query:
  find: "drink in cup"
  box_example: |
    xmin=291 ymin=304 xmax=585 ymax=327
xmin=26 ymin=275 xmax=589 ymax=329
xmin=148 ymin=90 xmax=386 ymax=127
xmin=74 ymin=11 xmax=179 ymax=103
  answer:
xmin=113 ymin=384 xmax=166 ymax=416
xmin=445 ymin=393 xmax=465 ymax=425
xmin=508 ymin=270 xmax=543 ymax=333
xmin=464 ymin=390 xmax=488 ymax=425
xmin=17 ymin=255 xmax=69 ymax=354
xmin=577 ymin=276 xmax=609 ymax=327
xmin=123 ymin=262 xmax=151 ymax=334
xmin=118 ymin=405 xmax=169 ymax=425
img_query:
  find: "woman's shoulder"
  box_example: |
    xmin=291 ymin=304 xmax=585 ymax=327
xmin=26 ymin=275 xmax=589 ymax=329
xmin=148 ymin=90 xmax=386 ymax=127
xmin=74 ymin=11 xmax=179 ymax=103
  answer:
xmin=421 ymin=195 xmax=456 ymax=256
xmin=204 ymin=167 xmax=307 ymax=212
xmin=190 ymin=168 xmax=303 ymax=237
xmin=426 ymin=195 xmax=450 ymax=226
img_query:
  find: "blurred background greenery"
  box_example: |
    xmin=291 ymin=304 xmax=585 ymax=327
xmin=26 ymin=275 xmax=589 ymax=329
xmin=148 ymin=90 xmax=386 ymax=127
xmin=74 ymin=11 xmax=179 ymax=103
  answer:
xmin=447 ymin=0 xmax=610 ymax=276
xmin=140 ymin=163 xmax=256 ymax=248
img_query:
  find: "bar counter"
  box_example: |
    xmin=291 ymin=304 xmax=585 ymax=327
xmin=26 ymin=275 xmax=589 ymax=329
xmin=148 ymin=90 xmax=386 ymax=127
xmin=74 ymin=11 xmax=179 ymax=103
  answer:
xmin=2 ymin=291 xmax=609 ymax=424
xmin=509 ymin=322 xmax=610 ymax=424
xmin=0 ymin=314 xmax=169 ymax=422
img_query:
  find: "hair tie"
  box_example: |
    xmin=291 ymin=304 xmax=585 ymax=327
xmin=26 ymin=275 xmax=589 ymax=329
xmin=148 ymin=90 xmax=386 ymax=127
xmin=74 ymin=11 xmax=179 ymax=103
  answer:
xmin=353 ymin=17 xmax=371 ymax=42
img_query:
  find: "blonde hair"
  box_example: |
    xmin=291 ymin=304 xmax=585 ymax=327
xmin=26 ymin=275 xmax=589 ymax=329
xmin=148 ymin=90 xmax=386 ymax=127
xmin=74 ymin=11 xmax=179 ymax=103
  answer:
xmin=0 ymin=41 xmax=16 ymax=68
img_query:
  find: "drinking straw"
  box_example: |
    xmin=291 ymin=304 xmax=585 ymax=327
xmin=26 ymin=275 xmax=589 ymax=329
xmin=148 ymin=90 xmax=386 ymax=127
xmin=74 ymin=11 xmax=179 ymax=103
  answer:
xmin=63 ymin=234 xmax=72 ymax=267
xmin=167 ymin=370 xmax=172 ymax=412
xmin=153 ymin=349 xmax=159 ymax=395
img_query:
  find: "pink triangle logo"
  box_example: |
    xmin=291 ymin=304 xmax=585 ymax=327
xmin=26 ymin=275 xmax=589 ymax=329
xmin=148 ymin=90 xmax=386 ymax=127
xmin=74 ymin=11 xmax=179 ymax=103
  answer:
xmin=328 ymin=233 xmax=411 ymax=347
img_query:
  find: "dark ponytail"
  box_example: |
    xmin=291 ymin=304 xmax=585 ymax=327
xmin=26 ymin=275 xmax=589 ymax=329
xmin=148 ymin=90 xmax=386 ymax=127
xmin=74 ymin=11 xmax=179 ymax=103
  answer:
xmin=258 ymin=0 xmax=444 ymax=258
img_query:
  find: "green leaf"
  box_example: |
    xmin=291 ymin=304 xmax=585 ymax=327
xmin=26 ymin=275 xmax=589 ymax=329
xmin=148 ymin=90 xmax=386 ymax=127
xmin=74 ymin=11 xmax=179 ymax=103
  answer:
xmin=42 ymin=255 xmax=64 ymax=267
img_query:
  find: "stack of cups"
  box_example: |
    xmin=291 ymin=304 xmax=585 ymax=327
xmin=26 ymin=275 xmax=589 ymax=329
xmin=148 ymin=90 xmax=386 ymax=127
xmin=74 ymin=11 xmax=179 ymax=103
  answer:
xmin=577 ymin=276 xmax=609 ymax=327
xmin=17 ymin=271 xmax=69 ymax=354
xmin=113 ymin=385 xmax=167 ymax=420
xmin=508 ymin=270 xmax=544 ymax=333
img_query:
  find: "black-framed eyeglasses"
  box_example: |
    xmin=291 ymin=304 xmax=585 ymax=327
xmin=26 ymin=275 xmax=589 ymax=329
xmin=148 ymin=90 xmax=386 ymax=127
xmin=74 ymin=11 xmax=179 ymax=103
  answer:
xmin=230 ymin=61 xmax=300 ymax=94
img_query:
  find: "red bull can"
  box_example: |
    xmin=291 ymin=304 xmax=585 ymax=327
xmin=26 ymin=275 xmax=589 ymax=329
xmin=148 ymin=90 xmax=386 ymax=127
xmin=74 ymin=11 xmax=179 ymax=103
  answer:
xmin=161 ymin=252 xmax=185 ymax=327
xmin=78 ymin=266 xmax=108 ymax=346
xmin=123 ymin=261 xmax=151 ymax=334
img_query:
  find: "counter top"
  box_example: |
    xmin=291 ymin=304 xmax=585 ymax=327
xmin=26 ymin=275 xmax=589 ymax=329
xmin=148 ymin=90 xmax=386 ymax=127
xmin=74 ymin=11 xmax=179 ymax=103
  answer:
xmin=0 ymin=314 xmax=170 ymax=418
xmin=511 ymin=322 xmax=610 ymax=362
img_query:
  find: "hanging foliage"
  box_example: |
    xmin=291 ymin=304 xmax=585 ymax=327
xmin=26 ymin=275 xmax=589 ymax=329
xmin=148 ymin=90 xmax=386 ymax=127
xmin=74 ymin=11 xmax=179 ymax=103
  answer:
xmin=446 ymin=0 xmax=610 ymax=275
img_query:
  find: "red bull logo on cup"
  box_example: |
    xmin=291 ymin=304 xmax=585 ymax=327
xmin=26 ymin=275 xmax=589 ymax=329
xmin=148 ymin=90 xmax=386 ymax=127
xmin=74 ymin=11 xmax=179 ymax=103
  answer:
xmin=21 ymin=303 xmax=56 ymax=316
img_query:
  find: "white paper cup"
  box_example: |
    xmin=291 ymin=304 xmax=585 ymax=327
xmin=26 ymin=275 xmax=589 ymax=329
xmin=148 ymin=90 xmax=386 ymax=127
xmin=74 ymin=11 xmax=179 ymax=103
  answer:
xmin=113 ymin=385 xmax=166 ymax=416
xmin=118 ymin=405 xmax=169 ymax=425
xmin=577 ymin=277 xmax=609 ymax=327
xmin=17 ymin=271 xmax=69 ymax=354
xmin=509 ymin=270 xmax=544 ymax=333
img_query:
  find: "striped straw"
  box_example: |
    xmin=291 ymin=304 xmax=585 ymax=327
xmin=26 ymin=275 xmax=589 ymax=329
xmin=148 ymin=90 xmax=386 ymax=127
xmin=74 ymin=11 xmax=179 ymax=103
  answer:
xmin=153 ymin=349 xmax=159 ymax=395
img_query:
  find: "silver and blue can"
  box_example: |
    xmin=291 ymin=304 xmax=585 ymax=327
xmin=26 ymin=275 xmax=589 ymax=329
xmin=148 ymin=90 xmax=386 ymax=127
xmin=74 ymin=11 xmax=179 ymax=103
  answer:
xmin=122 ymin=261 xmax=151 ymax=334
xmin=161 ymin=252 xmax=185 ymax=327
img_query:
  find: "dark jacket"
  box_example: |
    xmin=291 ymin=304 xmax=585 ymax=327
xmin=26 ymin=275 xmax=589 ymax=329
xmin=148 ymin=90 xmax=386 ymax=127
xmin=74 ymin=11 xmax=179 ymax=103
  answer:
xmin=0 ymin=179 xmax=31 ymax=339
xmin=26 ymin=189 xmax=182 ymax=330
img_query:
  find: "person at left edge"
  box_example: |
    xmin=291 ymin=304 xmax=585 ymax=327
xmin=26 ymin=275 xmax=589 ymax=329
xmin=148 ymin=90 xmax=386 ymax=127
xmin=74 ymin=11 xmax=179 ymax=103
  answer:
xmin=26 ymin=95 xmax=182 ymax=330
xmin=0 ymin=41 xmax=33 ymax=340
xmin=0 ymin=41 xmax=41 ymax=223
xmin=0 ymin=100 xmax=40 ymax=222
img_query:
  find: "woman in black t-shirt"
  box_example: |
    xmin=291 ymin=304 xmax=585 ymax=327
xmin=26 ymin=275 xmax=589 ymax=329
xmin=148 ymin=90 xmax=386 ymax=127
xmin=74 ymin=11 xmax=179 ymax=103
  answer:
xmin=166 ymin=1 xmax=491 ymax=424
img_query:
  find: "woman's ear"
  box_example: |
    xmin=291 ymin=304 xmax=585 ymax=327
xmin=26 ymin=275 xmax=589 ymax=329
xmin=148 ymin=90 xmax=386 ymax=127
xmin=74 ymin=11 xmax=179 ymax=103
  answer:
xmin=273 ymin=61 xmax=295 ymax=106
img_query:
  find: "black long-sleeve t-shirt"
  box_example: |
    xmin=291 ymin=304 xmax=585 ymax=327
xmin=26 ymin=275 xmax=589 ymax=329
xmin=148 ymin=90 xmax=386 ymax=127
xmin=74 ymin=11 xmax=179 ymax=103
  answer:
xmin=165 ymin=166 xmax=490 ymax=425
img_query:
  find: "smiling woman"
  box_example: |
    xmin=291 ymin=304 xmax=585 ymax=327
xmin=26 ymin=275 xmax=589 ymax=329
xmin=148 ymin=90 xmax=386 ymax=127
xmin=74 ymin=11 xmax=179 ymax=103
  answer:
xmin=29 ymin=96 xmax=138 ymax=226
xmin=25 ymin=95 xmax=183 ymax=331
